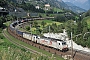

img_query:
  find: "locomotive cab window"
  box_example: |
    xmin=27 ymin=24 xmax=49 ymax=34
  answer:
xmin=62 ymin=42 xmax=66 ymax=45
xmin=59 ymin=43 xmax=60 ymax=45
xmin=36 ymin=36 xmax=38 ymax=38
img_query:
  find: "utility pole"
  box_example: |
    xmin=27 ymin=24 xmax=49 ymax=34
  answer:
xmin=30 ymin=24 xmax=32 ymax=34
xmin=49 ymin=25 xmax=50 ymax=33
xmin=49 ymin=25 xmax=50 ymax=37
xmin=17 ymin=18 xmax=18 ymax=24
xmin=30 ymin=24 xmax=32 ymax=40
xmin=71 ymin=32 xmax=73 ymax=60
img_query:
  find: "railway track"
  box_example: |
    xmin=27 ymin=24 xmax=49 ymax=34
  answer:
xmin=8 ymin=26 xmax=90 ymax=60
xmin=3 ymin=29 xmax=45 ymax=55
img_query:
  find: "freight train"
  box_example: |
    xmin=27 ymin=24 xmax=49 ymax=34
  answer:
xmin=9 ymin=19 xmax=68 ymax=51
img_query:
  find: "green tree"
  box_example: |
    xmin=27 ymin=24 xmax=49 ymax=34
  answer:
xmin=0 ymin=28 xmax=2 ymax=33
xmin=26 ymin=26 xmax=30 ymax=31
xmin=85 ymin=10 xmax=90 ymax=17
xmin=5 ymin=15 xmax=13 ymax=21
xmin=51 ymin=23 xmax=57 ymax=33
xmin=82 ymin=20 xmax=88 ymax=34
xmin=41 ymin=21 xmax=46 ymax=28
xmin=33 ymin=21 xmax=38 ymax=27
xmin=0 ymin=17 xmax=3 ymax=27
xmin=55 ymin=15 xmax=67 ymax=22
xmin=65 ymin=20 xmax=78 ymax=38
xmin=0 ymin=0 xmax=8 ymax=7
xmin=57 ymin=24 xmax=64 ymax=33
xmin=76 ymin=21 xmax=83 ymax=34
xmin=87 ymin=37 xmax=90 ymax=48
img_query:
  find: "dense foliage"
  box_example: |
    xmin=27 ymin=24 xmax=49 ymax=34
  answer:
xmin=43 ymin=23 xmax=63 ymax=33
xmin=64 ymin=18 xmax=90 ymax=47
xmin=17 ymin=3 xmax=45 ymax=13
xmin=0 ymin=17 xmax=3 ymax=28
xmin=84 ymin=10 xmax=90 ymax=17
xmin=53 ymin=9 xmax=90 ymax=48
xmin=0 ymin=15 xmax=14 ymax=28
xmin=0 ymin=0 xmax=8 ymax=7
xmin=55 ymin=15 xmax=67 ymax=22
xmin=54 ymin=13 xmax=76 ymax=22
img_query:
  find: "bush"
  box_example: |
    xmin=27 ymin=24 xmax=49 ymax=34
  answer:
xmin=26 ymin=26 xmax=30 ymax=31
xmin=55 ymin=15 xmax=67 ymax=22
xmin=0 ymin=34 xmax=4 ymax=39
xmin=0 ymin=28 xmax=2 ymax=33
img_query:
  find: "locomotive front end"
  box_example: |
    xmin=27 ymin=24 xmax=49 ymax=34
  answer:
xmin=62 ymin=42 xmax=68 ymax=51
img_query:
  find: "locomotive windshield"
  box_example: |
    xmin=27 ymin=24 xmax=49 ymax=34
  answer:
xmin=62 ymin=42 xmax=66 ymax=45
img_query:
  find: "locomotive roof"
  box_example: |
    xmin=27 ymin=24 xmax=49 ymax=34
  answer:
xmin=40 ymin=36 xmax=64 ymax=42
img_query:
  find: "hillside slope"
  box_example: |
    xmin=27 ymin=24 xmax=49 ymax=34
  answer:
xmin=83 ymin=16 xmax=90 ymax=28
xmin=8 ymin=0 xmax=86 ymax=13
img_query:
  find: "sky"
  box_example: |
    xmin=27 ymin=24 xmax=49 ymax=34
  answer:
xmin=62 ymin=0 xmax=88 ymax=4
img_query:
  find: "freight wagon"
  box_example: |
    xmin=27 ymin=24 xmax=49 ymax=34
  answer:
xmin=16 ymin=30 xmax=23 ymax=37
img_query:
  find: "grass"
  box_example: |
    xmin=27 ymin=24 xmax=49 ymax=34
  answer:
xmin=86 ymin=17 xmax=90 ymax=28
xmin=83 ymin=16 xmax=90 ymax=28
xmin=35 ymin=19 xmax=63 ymax=26
xmin=3 ymin=21 xmax=11 ymax=27
xmin=0 ymin=36 xmax=39 ymax=60
xmin=19 ymin=20 xmax=63 ymax=34
xmin=53 ymin=7 xmax=64 ymax=12
xmin=4 ymin=28 xmax=64 ymax=60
